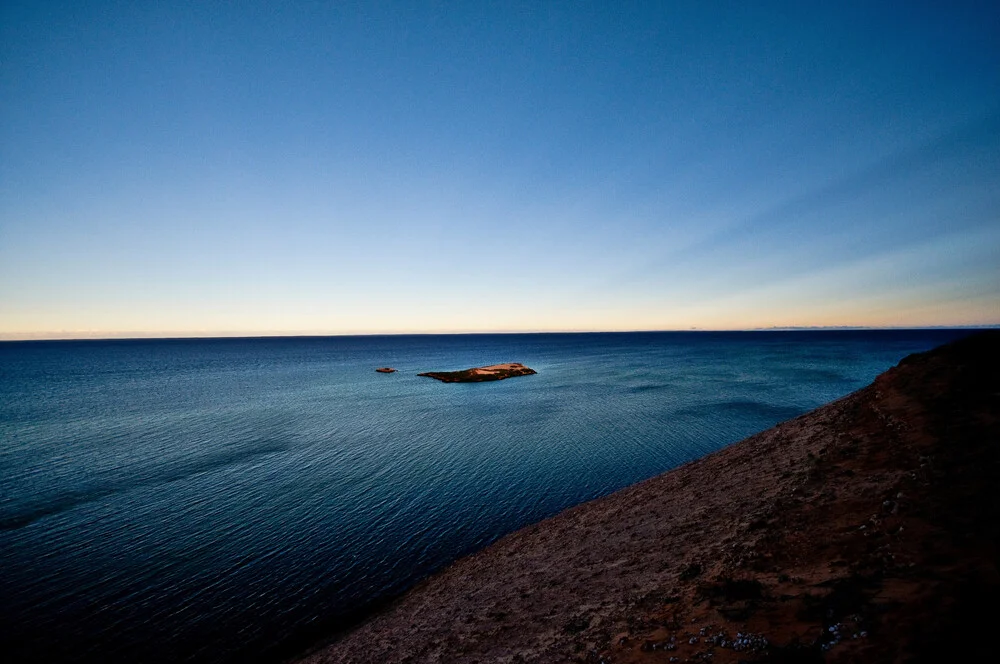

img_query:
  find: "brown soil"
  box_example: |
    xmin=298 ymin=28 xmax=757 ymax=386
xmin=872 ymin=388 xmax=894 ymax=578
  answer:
xmin=297 ymin=331 xmax=999 ymax=663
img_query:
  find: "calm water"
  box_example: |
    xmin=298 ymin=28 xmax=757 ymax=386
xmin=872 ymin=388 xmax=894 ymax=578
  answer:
xmin=0 ymin=330 xmax=970 ymax=662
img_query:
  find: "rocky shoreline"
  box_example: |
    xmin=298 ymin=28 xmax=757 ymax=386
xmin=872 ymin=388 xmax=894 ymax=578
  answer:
xmin=298 ymin=331 xmax=998 ymax=663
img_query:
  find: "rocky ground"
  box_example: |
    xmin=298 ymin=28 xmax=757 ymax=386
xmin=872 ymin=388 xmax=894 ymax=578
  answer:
xmin=296 ymin=331 xmax=999 ymax=663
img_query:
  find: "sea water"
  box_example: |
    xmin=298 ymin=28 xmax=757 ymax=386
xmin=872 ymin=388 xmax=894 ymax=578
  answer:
xmin=0 ymin=330 xmax=969 ymax=662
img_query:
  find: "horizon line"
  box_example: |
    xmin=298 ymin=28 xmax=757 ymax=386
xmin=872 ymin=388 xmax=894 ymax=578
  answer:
xmin=2 ymin=324 xmax=997 ymax=343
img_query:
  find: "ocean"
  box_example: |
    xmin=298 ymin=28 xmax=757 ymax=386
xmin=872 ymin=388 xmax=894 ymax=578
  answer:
xmin=0 ymin=330 xmax=971 ymax=662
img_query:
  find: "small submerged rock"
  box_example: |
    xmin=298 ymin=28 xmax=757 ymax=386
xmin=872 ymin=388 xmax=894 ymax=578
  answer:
xmin=375 ymin=367 xmax=397 ymax=373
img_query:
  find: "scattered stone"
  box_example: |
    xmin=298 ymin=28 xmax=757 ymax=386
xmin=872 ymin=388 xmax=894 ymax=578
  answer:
xmin=679 ymin=563 xmax=703 ymax=581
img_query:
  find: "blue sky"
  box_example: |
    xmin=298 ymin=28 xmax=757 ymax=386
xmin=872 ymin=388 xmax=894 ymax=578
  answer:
xmin=2 ymin=1 xmax=998 ymax=337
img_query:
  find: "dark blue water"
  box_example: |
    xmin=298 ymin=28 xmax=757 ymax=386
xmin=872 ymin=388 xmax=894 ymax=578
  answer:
xmin=0 ymin=330 xmax=971 ymax=662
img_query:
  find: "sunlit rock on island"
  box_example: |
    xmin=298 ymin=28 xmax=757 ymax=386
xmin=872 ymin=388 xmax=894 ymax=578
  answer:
xmin=418 ymin=362 xmax=537 ymax=383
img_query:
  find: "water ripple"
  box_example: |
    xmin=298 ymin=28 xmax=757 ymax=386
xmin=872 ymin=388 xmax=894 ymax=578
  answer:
xmin=0 ymin=330 xmax=969 ymax=663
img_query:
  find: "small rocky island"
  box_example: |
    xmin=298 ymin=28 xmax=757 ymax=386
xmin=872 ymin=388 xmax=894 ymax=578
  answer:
xmin=375 ymin=367 xmax=397 ymax=374
xmin=418 ymin=362 xmax=536 ymax=383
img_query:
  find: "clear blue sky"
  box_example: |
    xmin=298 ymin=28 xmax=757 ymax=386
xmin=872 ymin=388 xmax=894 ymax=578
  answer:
xmin=2 ymin=1 xmax=998 ymax=338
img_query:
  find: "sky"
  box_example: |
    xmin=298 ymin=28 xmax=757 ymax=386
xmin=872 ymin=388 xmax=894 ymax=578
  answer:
xmin=1 ymin=1 xmax=998 ymax=338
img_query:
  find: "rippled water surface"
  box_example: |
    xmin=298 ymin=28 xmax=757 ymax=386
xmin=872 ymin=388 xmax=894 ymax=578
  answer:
xmin=0 ymin=330 xmax=969 ymax=662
